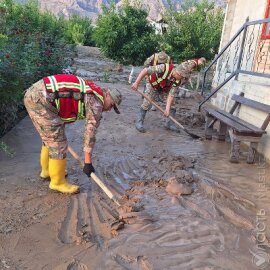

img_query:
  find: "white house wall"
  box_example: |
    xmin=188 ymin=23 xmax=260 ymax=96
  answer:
xmin=220 ymin=0 xmax=265 ymax=49
xmin=211 ymin=0 xmax=270 ymax=161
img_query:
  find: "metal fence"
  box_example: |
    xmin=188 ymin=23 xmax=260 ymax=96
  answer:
xmin=199 ymin=17 xmax=270 ymax=110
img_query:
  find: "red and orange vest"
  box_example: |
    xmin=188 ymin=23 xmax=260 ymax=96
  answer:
xmin=149 ymin=64 xmax=180 ymax=91
xmin=43 ymin=74 xmax=104 ymax=123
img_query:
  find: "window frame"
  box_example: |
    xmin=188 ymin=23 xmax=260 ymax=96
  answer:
xmin=261 ymin=0 xmax=270 ymax=39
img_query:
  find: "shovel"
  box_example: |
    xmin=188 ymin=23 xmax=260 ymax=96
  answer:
xmin=68 ymin=146 xmax=121 ymax=207
xmin=137 ymin=90 xmax=201 ymax=139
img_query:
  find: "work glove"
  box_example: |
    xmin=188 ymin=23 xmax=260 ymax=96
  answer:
xmin=83 ymin=163 xmax=95 ymax=177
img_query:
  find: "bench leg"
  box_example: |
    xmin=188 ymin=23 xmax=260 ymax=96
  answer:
xmin=230 ymin=139 xmax=240 ymax=163
xmin=247 ymin=142 xmax=258 ymax=164
xmin=218 ymin=122 xmax=227 ymax=141
xmin=205 ymin=114 xmax=214 ymax=140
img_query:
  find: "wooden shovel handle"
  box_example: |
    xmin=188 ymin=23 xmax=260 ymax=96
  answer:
xmin=138 ymin=90 xmax=185 ymax=129
xmin=68 ymin=146 xmax=83 ymax=167
xmin=68 ymin=146 xmax=121 ymax=206
xmin=136 ymin=89 xmax=201 ymax=139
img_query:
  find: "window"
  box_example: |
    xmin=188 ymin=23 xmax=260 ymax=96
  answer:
xmin=261 ymin=0 xmax=270 ymax=39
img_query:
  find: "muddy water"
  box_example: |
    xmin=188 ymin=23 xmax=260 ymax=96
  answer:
xmin=0 ymin=47 xmax=269 ymax=270
xmin=92 ymin=116 xmax=270 ymax=270
xmin=57 ymin=82 xmax=270 ymax=269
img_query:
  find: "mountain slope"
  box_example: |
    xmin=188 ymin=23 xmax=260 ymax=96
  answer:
xmin=15 ymin=0 xmax=225 ymax=22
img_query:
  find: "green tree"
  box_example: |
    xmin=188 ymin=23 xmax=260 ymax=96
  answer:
xmin=93 ymin=3 xmax=158 ymax=65
xmin=180 ymin=0 xmax=198 ymax=11
xmin=162 ymin=0 xmax=224 ymax=62
xmin=0 ymin=0 xmax=72 ymax=136
xmin=63 ymin=14 xmax=95 ymax=46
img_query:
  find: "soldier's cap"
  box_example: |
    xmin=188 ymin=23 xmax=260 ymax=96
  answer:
xmin=157 ymin=51 xmax=169 ymax=63
xmin=174 ymin=64 xmax=192 ymax=78
xmin=198 ymin=57 xmax=206 ymax=65
xmin=107 ymin=88 xmax=122 ymax=114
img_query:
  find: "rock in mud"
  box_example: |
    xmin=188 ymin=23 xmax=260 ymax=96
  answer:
xmin=165 ymin=177 xmax=193 ymax=196
xmin=119 ymin=211 xmax=154 ymax=224
xmin=117 ymin=203 xmax=142 ymax=215
xmin=66 ymin=259 xmax=88 ymax=270
xmin=175 ymin=170 xmax=195 ymax=183
xmin=110 ymin=220 xmax=125 ymax=236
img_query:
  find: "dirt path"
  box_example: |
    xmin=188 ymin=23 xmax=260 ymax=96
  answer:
xmin=0 ymin=46 xmax=270 ymax=270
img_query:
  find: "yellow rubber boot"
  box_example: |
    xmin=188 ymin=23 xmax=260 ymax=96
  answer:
xmin=49 ymin=159 xmax=79 ymax=194
xmin=40 ymin=145 xmax=50 ymax=180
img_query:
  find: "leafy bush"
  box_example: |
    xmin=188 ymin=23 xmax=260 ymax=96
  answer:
xmin=93 ymin=3 xmax=159 ymax=65
xmin=0 ymin=0 xmax=224 ymax=136
xmin=0 ymin=0 xmax=73 ymax=136
xmin=63 ymin=14 xmax=95 ymax=46
xmin=162 ymin=0 xmax=224 ymax=62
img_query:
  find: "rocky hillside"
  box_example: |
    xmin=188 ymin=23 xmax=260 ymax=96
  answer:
xmin=15 ymin=0 xmax=225 ymax=22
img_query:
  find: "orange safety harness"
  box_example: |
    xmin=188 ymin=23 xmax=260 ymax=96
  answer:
xmin=43 ymin=74 xmax=104 ymax=123
xmin=149 ymin=64 xmax=180 ymax=91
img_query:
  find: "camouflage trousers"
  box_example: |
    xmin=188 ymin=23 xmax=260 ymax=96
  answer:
xmin=24 ymin=80 xmax=67 ymax=159
xmin=141 ymin=82 xmax=175 ymax=111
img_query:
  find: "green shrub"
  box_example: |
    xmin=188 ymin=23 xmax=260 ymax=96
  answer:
xmin=0 ymin=140 xmax=15 ymax=157
xmin=63 ymin=14 xmax=95 ymax=46
xmin=162 ymin=0 xmax=224 ymax=62
xmin=93 ymin=3 xmax=158 ymax=65
xmin=0 ymin=0 xmax=72 ymax=136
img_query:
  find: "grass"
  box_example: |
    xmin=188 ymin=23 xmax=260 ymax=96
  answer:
xmin=0 ymin=140 xmax=15 ymax=157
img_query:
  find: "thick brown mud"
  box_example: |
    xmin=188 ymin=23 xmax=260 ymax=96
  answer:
xmin=0 ymin=46 xmax=270 ymax=270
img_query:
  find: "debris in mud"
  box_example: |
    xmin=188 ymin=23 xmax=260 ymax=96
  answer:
xmin=168 ymin=156 xmax=196 ymax=170
xmin=175 ymin=170 xmax=196 ymax=184
xmin=126 ymin=186 xmax=145 ymax=195
xmin=130 ymin=180 xmax=147 ymax=187
xmin=117 ymin=199 xmax=145 ymax=225
xmin=115 ymin=185 xmax=154 ymax=226
xmin=165 ymin=176 xmax=193 ymax=196
xmin=112 ymin=254 xmax=153 ymax=270
xmin=152 ymin=155 xmax=196 ymax=170
xmin=66 ymin=259 xmax=88 ymax=270
xmin=119 ymin=211 xmax=154 ymax=225
xmin=119 ymin=201 xmax=143 ymax=213
xmin=150 ymin=154 xmax=196 ymax=181
xmin=119 ymin=193 xmax=142 ymax=205
xmin=177 ymin=111 xmax=205 ymax=128
xmin=1 ymin=258 xmax=11 ymax=269
xmin=3 ymin=227 xmax=12 ymax=234
xmin=178 ymin=89 xmax=205 ymax=101
xmin=152 ymin=179 xmax=167 ymax=187
xmin=174 ymin=91 xmax=205 ymax=128
xmin=137 ymin=256 xmax=153 ymax=270
xmin=110 ymin=220 xmax=125 ymax=236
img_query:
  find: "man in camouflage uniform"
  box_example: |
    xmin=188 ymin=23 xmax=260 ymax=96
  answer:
xmin=143 ymin=51 xmax=172 ymax=67
xmin=24 ymin=74 xmax=122 ymax=194
xmin=131 ymin=57 xmax=205 ymax=133
xmin=142 ymin=51 xmax=172 ymax=109
xmin=180 ymin=57 xmax=206 ymax=74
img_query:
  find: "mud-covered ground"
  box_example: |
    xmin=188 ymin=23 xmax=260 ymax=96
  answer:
xmin=0 ymin=46 xmax=270 ymax=270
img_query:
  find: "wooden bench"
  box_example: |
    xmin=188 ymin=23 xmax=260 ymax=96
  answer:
xmin=203 ymin=93 xmax=270 ymax=164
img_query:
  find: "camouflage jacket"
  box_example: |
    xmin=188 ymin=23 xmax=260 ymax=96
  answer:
xmin=83 ymin=94 xmax=103 ymax=154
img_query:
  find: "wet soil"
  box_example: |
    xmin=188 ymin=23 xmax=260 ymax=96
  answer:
xmin=0 ymin=46 xmax=270 ymax=270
